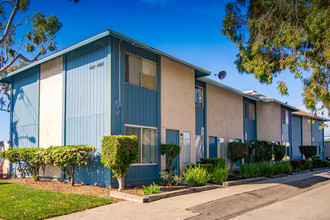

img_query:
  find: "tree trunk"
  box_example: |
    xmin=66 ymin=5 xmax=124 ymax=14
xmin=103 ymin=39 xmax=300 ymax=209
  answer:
xmin=230 ymin=162 xmax=236 ymax=173
xmin=70 ymin=166 xmax=75 ymax=186
xmin=117 ymin=176 xmax=125 ymax=191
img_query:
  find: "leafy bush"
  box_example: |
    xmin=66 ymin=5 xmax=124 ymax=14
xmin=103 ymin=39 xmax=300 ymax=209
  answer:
xmin=273 ymin=144 xmax=286 ymax=161
xmin=52 ymin=145 xmax=97 ymax=186
xmin=101 ymin=135 xmax=138 ymax=191
xmin=289 ymin=159 xmax=312 ymax=171
xmin=200 ymin=158 xmax=226 ymax=168
xmin=301 ymin=159 xmax=313 ymax=170
xmin=187 ymin=163 xmax=213 ymax=172
xmin=258 ymin=162 xmax=273 ymax=177
xmin=299 ymin=145 xmax=317 ymax=159
xmin=159 ymin=144 xmax=181 ymax=189
xmin=160 ymin=144 xmax=180 ymax=174
xmin=227 ymin=142 xmax=248 ymax=171
xmin=311 ymin=156 xmax=329 ymax=168
xmin=240 ymin=162 xmax=272 ymax=178
xmin=273 ymin=161 xmax=293 ymax=175
xmin=240 ymin=163 xmax=261 ymax=178
xmin=326 ymin=156 xmax=330 ymax=161
xmin=289 ymin=160 xmax=303 ymax=171
xmin=251 ymin=140 xmax=273 ymax=162
xmin=0 ymin=148 xmax=47 ymax=180
xmin=211 ymin=163 xmax=228 ymax=184
xmin=141 ymin=183 xmax=160 ymax=195
xmin=183 ymin=164 xmax=211 ymax=187
xmin=159 ymin=170 xmax=182 ymax=188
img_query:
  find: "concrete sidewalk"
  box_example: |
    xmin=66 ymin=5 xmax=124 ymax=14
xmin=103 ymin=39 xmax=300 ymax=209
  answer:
xmin=50 ymin=169 xmax=330 ymax=220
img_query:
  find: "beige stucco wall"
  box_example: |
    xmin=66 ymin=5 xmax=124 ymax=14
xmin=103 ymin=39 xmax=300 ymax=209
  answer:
xmin=206 ymin=84 xmax=244 ymax=165
xmin=256 ymin=102 xmax=281 ymax=142
xmin=39 ymin=56 xmax=63 ymax=178
xmin=160 ymin=57 xmax=196 ymax=170
xmin=302 ymin=117 xmax=312 ymax=145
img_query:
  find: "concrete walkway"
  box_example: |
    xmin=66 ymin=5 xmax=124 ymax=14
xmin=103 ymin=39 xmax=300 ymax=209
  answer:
xmin=232 ymin=179 xmax=330 ymax=220
xmin=51 ymin=169 xmax=330 ymax=220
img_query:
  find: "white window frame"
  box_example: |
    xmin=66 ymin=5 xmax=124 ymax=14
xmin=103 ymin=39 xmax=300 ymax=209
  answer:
xmin=125 ymin=124 xmax=157 ymax=166
xmin=282 ymin=109 xmax=289 ymax=125
xmin=125 ymin=52 xmax=157 ymax=91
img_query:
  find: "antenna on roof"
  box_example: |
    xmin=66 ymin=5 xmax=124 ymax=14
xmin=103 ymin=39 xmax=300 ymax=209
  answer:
xmin=214 ymin=71 xmax=226 ymax=84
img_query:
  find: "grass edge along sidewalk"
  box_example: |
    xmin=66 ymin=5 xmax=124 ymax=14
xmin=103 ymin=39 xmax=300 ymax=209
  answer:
xmin=0 ymin=180 xmax=116 ymax=220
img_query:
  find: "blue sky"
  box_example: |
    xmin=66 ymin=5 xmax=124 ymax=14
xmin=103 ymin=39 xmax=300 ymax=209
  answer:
xmin=0 ymin=0 xmax=328 ymax=140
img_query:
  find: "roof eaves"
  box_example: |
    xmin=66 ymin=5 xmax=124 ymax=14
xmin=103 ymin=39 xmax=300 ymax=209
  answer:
xmin=0 ymin=31 xmax=110 ymax=83
xmin=292 ymin=111 xmax=330 ymax=121
xmin=198 ymin=77 xmax=260 ymax=102
xmin=108 ymin=29 xmax=210 ymax=76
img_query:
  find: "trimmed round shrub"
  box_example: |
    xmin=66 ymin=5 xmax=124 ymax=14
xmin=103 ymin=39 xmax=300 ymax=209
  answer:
xmin=252 ymin=140 xmax=273 ymax=162
xmin=299 ymin=145 xmax=317 ymax=159
xmin=101 ymin=135 xmax=138 ymax=191
xmin=227 ymin=142 xmax=248 ymax=164
xmin=160 ymin=144 xmax=180 ymax=174
xmin=273 ymin=144 xmax=286 ymax=161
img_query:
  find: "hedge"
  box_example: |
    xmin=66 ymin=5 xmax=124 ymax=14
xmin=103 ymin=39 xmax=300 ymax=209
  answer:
xmin=101 ymin=135 xmax=139 ymax=191
xmin=299 ymin=145 xmax=317 ymax=159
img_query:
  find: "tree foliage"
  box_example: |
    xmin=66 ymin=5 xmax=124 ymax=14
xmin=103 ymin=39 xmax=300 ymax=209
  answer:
xmin=51 ymin=145 xmax=97 ymax=186
xmin=227 ymin=142 xmax=248 ymax=171
xmin=251 ymin=140 xmax=273 ymax=162
xmin=222 ymin=0 xmax=330 ymax=114
xmin=0 ymin=147 xmax=46 ymax=180
xmin=0 ymin=0 xmax=63 ymax=110
xmin=100 ymin=135 xmax=139 ymax=191
xmin=159 ymin=143 xmax=181 ymax=189
xmin=299 ymin=145 xmax=317 ymax=159
xmin=159 ymin=144 xmax=180 ymax=175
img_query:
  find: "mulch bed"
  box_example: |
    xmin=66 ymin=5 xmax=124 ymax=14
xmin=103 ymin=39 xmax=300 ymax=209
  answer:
xmin=3 ymin=178 xmax=189 ymax=199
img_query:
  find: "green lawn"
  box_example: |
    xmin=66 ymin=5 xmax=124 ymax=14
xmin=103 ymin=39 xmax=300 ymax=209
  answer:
xmin=0 ymin=180 xmax=116 ymax=220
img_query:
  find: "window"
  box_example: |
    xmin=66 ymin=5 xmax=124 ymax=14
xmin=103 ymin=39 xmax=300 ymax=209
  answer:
xmin=125 ymin=125 xmax=157 ymax=164
xmin=245 ymin=102 xmax=255 ymax=120
xmin=125 ymin=53 xmax=157 ymax=90
xmin=282 ymin=109 xmax=289 ymax=124
xmin=195 ymin=86 xmax=204 ymax=108
xmin=183 ymin=132 xmax=191 ymax=163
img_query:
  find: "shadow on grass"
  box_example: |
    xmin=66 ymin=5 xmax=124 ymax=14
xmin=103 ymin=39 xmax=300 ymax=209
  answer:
xmin=0 ymin=182 xmax=11 ymax=185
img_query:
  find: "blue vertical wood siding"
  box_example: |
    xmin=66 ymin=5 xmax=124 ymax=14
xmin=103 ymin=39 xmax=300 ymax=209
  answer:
xmin=124 ymin=84 xmax=157 ymax=127
xmin=65 ymin=37 xmax=111 ymax=186
xmin=195 ymin=80 xmax=205 ymax=135
xmin=110 ymin=39 xmax=160 ymax=186
xmin=292 ymin=116 xmax=302 ymax=159
xmin=312 ymin=120 xmax=324 ymax=159
xmin=65 ymin=37 xmax=111 ymax=149
xmin=11 ymin=66 xmax=39 ymax=148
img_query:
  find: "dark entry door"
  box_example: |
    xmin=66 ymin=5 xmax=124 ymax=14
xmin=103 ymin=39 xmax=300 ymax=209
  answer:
xmin=209 ymin=136 xmax=217 ymax=158
xmin=166 ymin=129 xmax=180 ymax=173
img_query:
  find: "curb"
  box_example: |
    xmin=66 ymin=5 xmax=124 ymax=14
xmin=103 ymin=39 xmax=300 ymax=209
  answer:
xmin=222 ymin=177 xmax=267 ymax=187
xmin=110 ymin=185 xmax=218 ymax=203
